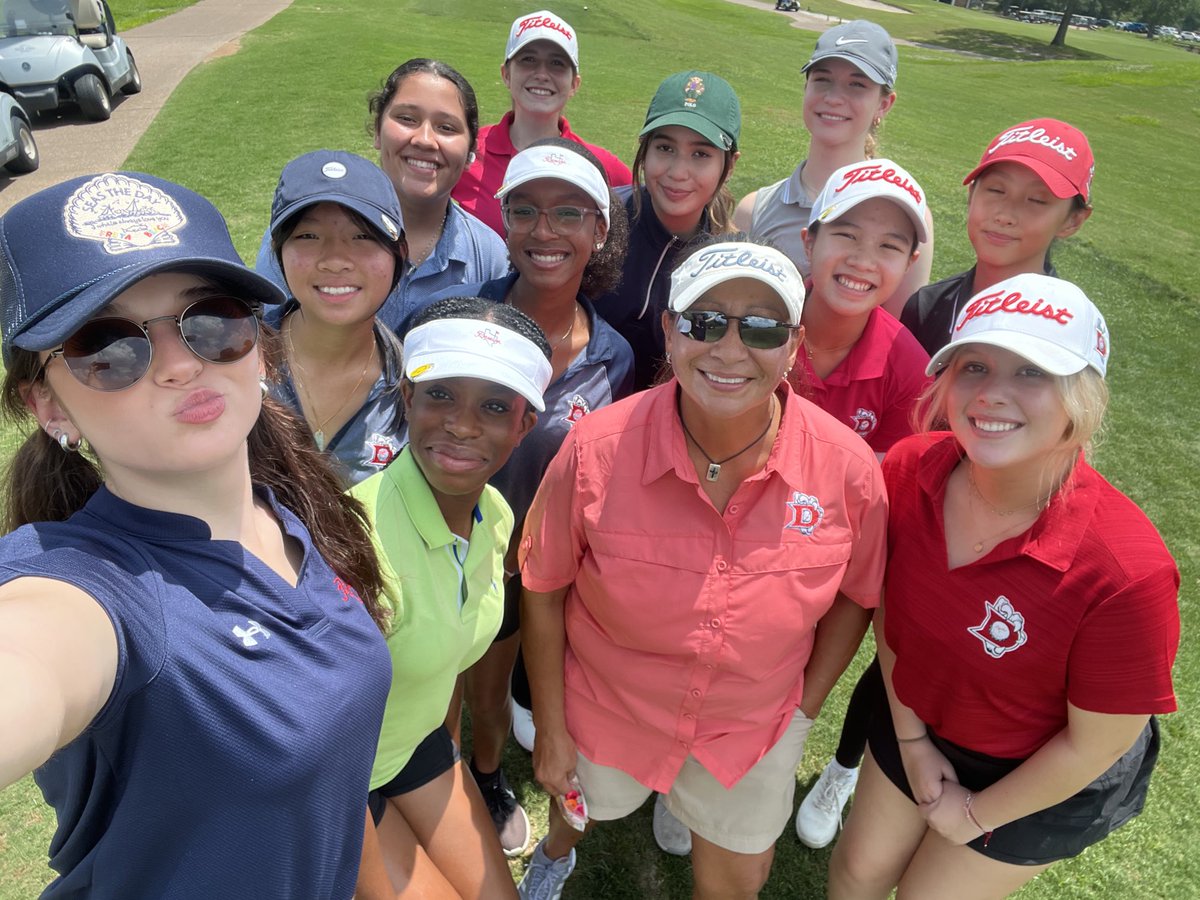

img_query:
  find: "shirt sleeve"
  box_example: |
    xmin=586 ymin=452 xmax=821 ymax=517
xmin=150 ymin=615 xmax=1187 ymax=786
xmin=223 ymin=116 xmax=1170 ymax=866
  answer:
xmin=833 ymin=452 xmax=889 ymax=609
xmin=871 ymin=334 xmax=931 ymax=453
xmin=518 ymin=428 xmax=588 ymax=592
xmin=1067 ymin=563 xmax=1180 ymax=714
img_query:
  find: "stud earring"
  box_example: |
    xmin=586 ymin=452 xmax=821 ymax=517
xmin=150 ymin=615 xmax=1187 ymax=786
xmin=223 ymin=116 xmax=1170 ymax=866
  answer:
xmin=260 ymin=378 xmax=270 ymax=397
xmin=594 ymin=241 xmax=605 ymax=252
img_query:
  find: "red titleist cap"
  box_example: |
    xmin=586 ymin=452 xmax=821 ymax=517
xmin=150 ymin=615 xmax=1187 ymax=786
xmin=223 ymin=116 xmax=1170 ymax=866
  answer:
xmin=963 ymin=118 xmax=1094 ymax=202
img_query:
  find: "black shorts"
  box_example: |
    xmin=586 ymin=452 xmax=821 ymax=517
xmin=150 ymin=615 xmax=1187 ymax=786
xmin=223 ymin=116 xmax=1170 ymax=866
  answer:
xmin=867 ymin=699 xmax=1159 ymax=865
xmin=493 ymin=570 xmax=522 ymax=641
xmin=368 ymin=725 xmax=461 ymax=826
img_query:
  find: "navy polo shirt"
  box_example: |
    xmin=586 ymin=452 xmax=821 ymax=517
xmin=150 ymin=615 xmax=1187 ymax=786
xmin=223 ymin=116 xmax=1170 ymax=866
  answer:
xmin=0 ymin=486 xmax=391 ymax=899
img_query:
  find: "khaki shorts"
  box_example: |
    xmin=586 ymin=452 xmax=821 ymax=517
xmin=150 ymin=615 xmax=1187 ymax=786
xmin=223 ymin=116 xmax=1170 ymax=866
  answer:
xmin=575 ymin=709 xmax=814 ymax=855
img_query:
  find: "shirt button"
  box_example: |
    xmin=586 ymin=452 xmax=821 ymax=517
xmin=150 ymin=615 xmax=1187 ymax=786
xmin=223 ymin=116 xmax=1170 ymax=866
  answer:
xmin=716 ymin=560 xmax=728 ymax=572
xmin=711 ymin=618 xmax=721 ymax=628
xmin=729 ymin=505 xmax=739 ymax=514
xmin=685 ymin=713 xmax=695 ymax=720
xmin=691 ymin=689 xmax=701 ymax=698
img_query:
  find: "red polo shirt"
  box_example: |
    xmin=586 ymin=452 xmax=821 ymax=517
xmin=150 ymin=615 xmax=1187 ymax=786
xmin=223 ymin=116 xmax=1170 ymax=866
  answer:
xmin=519 ymin=380 xmax=887 ymax=790
xmin=882 ymin=434 xmax=1179 ymax=759
xmin=788 ymin=307 xmax=931 ymax=454
xmin=452 ymin=111 xmax=632 ymax=237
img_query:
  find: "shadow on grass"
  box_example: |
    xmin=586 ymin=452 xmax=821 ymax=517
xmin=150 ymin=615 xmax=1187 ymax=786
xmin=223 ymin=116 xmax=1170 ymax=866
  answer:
xmin=916 ymin=28 xmax=1113 ymax=61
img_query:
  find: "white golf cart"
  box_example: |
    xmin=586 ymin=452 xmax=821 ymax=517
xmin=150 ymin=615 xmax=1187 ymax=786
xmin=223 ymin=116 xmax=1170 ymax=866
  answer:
xmin=0 ymin=0 xmax=141 ymax=122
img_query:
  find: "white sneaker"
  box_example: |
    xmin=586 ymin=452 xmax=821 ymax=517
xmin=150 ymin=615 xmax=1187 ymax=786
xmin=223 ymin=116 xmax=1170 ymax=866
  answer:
xmin=795 ymin=759 xmax=860 ymax=848
xmin=652 ymin=794 xmax=692 ymax=855
xmin=518 ymin=838 xmax=576 ymax=900
xmin=513 ymin=699 xmax=536 ymax=753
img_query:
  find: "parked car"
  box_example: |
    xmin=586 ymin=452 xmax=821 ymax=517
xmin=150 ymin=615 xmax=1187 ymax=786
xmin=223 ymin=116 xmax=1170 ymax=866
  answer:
xmin=0 ymin=89 xmax=37 ymax=172
xmin=0 ymin=0 xmax=140 ymax=121
xmin=1123 ymin=21 xmax=1149 ymax=33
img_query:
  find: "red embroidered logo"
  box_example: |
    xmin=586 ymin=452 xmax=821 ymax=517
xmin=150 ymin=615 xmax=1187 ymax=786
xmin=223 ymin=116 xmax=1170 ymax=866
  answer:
xmin=968 ymin=595 xmax=1027 ymax=658
xmin=563 ymin=393 xmax=590 ymax=426
xmin=785 ymin=491 xmax=824 ymax=536
xmin=1095 ymin=327 xmax=1107 ymax=358
xmin=366 ymin=432 xmax=399 ymax=468
xmin=957 ymin=289 xmax=1074 ymax=331
xmin=835 ymin=163 xmax=922 ymax=204
xmin=333 ymin=577 xmax=362 ymax=605
xmin=850 ymin=407 xmax=878 ymax=437
xmin=475 ymin=327 xmax=501 ymax=347
xmin=516 ymin=14 xmax=573 ymax=41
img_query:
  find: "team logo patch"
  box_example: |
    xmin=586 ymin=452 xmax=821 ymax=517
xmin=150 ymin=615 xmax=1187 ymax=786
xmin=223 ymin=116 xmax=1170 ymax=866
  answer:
xmin=968 ymin=595 xmax=1027 ymax=658
xmin=563 ymin=393 xmax=590 ymax=426
xmin=1095 ymin=326 xmax=1108 ymax=358
xmin=683 ymin=76 xmax=705 ymax=108
xmin=785 ymin=491 xmax=824 ymax=535
xmin=365 ymin=432 xmax=400 ymax=468
xmin=64 ymin=173 xmax=187 ymax=255
xmin=850 ymin=407 xmax=878 ymax=437
xmin=334 ymin=576 xmax=362 ymax=605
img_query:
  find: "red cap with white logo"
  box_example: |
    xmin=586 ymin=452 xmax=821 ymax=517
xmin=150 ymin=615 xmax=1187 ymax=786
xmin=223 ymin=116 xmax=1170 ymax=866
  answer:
xmin=927 ymin=273 xmax=1110 ymax=378
xmin=963 ymin=118 xmax=1095 ymax=203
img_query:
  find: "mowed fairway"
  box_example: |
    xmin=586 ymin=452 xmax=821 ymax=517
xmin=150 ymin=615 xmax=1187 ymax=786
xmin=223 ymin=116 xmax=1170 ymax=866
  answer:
xmin=0 ymin=1 xmax=1196 ymax=897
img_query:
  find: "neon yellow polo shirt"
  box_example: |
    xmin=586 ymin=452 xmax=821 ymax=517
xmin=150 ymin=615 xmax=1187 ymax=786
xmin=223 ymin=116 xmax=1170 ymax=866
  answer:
xmin=351 ymin=446 xmax=513 ymax=789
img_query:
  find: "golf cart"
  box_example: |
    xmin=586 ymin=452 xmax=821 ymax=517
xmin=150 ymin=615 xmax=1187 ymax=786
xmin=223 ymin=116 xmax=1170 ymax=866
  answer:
xmin=0 ymin=0 xmax=141 ymax=122
xmin=775 ymin=0 xmax=801 ymax=10
xmin=0 ymin=89 xmax=37 ymax=171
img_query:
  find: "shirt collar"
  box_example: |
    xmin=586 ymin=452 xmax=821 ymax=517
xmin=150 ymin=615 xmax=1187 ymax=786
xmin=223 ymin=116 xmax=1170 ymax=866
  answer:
xmin=494 ymin=111 xmax=575 ymax=159
xmin=801 ymin=307 xmax=889 ymax=386
xmin=391 ymin=447 xmax=460 ymax=551
xmin=780 ymin=162 xmax=811 ymax=206
xmin=640 ymin=380 xmax=806 ymax=487
xmin=916 ymin=435 xmax=1099 ymax=572
xmin=80 ymin=484 xmax=302 ymax=543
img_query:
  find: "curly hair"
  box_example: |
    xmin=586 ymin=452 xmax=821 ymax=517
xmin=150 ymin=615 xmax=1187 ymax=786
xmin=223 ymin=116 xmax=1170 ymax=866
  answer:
xmin=408 ymin=296 xmax=553 ymax=361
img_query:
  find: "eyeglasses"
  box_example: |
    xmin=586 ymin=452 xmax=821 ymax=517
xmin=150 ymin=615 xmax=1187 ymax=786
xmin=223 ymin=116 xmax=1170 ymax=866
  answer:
xmin=38 ymin=295 xmax=262 ymax=392
xmin=502 ymin=204 xmax=600 ymax=236
xmin=675 ymin=310 xmax=798 ymax=350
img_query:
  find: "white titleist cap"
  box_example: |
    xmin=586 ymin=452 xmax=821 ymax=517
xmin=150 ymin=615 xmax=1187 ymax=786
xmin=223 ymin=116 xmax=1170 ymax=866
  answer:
xmin=496 ymin=144 xmax=610 ymax=227
xmin=404 ymin=318 xmax=554 ymax=412
xmin=809 ymin=159 xmax=928 ymax=244
xmin=505 ymin=10 xmax=579 ymax=70
xmin=669 ymin=242 xmax=806 ymax=324
xmin=927 ymin=273 xmax=1110 ymax=378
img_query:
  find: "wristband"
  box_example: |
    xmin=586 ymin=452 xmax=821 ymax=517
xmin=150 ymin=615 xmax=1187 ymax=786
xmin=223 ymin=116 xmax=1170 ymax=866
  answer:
xmin=896 ymin=732 xmax=928 ymax=744
xmin=964 ymin=792 xmax=993 ymax=847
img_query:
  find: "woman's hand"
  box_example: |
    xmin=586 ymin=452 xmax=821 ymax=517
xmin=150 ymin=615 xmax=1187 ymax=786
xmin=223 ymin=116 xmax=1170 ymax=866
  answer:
xmin=898 ymin=735 xmax=957 ymax=806
xmin=532 ymin=723 xmax=579 ymax=798
xmin=921 ymin=780 xmax=984 ymax=846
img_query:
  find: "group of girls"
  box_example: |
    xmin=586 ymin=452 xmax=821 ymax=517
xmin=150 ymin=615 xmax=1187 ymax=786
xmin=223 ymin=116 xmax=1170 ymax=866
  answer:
xmin=0 ymin=8 xmax=1179 ymax=900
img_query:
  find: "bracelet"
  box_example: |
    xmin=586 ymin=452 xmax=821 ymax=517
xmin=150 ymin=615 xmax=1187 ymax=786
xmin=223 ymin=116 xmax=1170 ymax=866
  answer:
xmin=964 ymin=792 xmax=994 ymax=847
xmin=896 ymin=732 xmax=928 ymax=743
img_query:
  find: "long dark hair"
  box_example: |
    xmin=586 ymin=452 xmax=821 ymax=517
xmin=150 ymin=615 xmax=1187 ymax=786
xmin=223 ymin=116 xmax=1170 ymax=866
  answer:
xmin=630 ymin=130 xmax=737 ymax=233
xmin=368 ymin=58 xmax=481 ymax=154
xmin=2 ymin=325 xmax=390 ymax=631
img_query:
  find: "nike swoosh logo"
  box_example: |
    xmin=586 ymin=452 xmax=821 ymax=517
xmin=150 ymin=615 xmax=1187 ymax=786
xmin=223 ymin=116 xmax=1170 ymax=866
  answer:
xmin=835 ymin=37 xmax=869 ymax=45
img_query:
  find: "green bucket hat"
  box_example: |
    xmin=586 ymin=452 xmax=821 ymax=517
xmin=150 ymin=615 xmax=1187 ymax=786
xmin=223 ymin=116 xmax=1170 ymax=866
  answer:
xmin=640 ymin=71 xmax=741 ymax=152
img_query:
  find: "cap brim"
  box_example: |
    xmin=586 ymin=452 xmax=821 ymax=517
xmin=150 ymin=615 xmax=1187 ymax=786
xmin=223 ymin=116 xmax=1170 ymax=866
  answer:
xmin=962 ymin=158 xmax=1081 ymax=200
xmin=813 ymin=194 xmax=927 ymax=244
xmin=670 ymin=270 xmax=803 ymax=325
xmin=641 ymin=112 xmax=735 ymax=152
xmin=803 ymin=51 xmax=891 ymax=86
xmin=926 ymin=333 xmax=1088 ymax=377
xmin=406 ymin=350 xmax=547 ymax=412
xmin=270 ymin=194 xmax=403 ymax=243
xmin=12 ymin=258 xmax=287 ymax=354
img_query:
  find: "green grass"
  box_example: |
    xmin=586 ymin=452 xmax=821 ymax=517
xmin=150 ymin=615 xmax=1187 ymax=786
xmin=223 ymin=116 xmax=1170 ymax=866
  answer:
xmin=112 ymin=0 xmax=198 ymax=31
xmin=1 ymin=0 xmax=1197 ymax=897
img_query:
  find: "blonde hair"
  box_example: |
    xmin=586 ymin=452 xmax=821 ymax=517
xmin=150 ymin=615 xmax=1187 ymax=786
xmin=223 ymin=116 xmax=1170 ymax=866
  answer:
xmin=914 ymin=349 xmax=1109 ymax=493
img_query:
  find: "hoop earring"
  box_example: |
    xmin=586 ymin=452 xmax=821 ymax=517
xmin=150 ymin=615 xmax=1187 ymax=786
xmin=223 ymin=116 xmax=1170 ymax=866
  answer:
xmin=57 ymin=431 xmax=82 ymax=453
xmin=260 ymin=378 xmax=270 ymax=397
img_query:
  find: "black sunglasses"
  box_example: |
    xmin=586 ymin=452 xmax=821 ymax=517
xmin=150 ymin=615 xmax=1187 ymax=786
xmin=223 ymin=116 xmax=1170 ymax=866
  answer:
xmin=675 ymin=310 xmax=798 ymax=350
xmin=38 ymin=295 xmax=262 ymax=392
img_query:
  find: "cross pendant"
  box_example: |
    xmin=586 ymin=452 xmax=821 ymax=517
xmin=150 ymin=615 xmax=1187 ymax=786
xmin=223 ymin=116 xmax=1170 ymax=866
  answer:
xmin=706 ymin=463 xmax=721 ymax=482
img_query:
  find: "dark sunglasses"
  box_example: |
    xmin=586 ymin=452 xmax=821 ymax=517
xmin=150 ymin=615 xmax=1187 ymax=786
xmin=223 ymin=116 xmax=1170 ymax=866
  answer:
xmin=38 ymin=295 xmax=262 ymax=392
xmin=675 ymin=310 xmax=798 ymax=350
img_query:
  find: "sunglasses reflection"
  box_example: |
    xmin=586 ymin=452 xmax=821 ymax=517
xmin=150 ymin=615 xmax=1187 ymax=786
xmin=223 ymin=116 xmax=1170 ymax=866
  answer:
xmin=675 ymin=311 xmax=797 ymax=350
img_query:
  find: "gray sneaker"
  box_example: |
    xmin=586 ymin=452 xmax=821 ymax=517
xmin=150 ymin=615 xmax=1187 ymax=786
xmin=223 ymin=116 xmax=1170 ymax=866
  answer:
xmin=652 ymin=794 xmax=692 ymax=855
xmin=518 ymin=838 xmax=577 ymax=900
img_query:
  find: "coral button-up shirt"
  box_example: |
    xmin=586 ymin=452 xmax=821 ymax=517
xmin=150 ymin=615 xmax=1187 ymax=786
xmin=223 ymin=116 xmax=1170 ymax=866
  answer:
xmin=519 ymin=380 xmax=888 ymax=791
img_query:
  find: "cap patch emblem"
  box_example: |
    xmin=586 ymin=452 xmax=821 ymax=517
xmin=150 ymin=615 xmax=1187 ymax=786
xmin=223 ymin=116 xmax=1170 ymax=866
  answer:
xmin=785 ymin=491 xmax=824 ymax=536
xmin=409 ymin=363 xmax=434 ymax=377
xmin=1095 ymin=327 xmax=1107 ymax=358
xmin=380 ymin=213 xmax=400 ymax=241
xmin=321 ymin=161 xmax=347 ymax=179
xmin=542 ymin=152 xmax=568 ymax=167
xmin=64 ymin=174 xmax=187 ymax=255
xmin=683 ymin=76 xmax=705 ymax=108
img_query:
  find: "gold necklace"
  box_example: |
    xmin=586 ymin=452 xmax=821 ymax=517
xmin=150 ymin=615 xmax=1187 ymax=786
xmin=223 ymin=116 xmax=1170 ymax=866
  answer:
xmin=550 ymin=305 xmax=577 ymax=350
xmin=285 ymin=316 xmax=375 ymax=451
xmin=409 ymin=207 xmax=448 ymax=269
xmin=965 ymin=465 xmax=1046 ymax=554
xmin=678 ymin=394 xmax=776 ymax=482
xmin=805 ymin=336 xmax=859 ymax=361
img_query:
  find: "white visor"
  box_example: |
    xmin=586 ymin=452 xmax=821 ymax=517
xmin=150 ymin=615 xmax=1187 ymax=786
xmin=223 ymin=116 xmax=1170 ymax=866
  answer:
xmin=496 ymin=145 xmax=610 ymax=228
